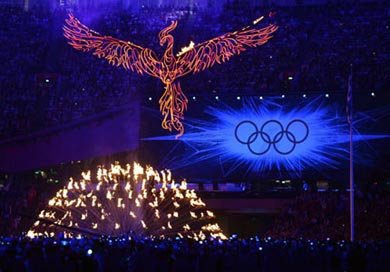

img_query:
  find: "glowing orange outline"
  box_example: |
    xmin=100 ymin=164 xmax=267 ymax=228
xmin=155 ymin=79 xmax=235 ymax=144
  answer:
xmin=63 ymin=14 xmax=278 ymax=137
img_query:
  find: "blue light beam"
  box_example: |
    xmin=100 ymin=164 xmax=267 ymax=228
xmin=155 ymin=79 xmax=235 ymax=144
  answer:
xmin=144 ymin=97 xmax=389 ymax=175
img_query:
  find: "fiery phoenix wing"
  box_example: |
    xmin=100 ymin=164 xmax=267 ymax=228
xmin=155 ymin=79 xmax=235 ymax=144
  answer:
xmin=176 ymin=21 xmax=278 ymax=76
xmin=63 ymin=14 xmax=161 ymax=77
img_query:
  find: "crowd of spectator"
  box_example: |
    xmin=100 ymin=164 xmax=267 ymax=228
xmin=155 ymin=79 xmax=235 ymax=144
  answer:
xmin=0 ymin=235 xmax=388 ymax=271
xmin=0 ymin=172 xmax=57 ymax=236
xmin=0 ymin=162 xmax=388 ymax=271
xmin=0 ymin=2 xmax=389 ymax=139
xmin=1 ymin=4 xmax=388 ymax=269
xmin=268 ymin=190 xmax=390 ymax=241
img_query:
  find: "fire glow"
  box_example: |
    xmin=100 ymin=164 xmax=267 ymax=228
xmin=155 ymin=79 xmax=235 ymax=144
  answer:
xmin=27 ymin=162 xmax=225 ymax=240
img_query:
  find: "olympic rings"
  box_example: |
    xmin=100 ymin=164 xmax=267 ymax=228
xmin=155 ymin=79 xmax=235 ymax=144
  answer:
xmin=234 ymin=119 xmax=309 ymax=155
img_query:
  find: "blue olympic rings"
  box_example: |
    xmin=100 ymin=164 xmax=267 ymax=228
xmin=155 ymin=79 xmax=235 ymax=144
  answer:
xmin=234 ymin=119 xmax=309 ymax=155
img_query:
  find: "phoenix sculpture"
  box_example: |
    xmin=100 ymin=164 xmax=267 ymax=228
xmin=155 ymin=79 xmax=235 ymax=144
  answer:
xmin=64 ymin=14 xmax=278 ymax=137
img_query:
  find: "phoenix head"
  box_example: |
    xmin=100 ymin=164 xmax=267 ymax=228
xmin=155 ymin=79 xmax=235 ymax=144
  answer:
xmin=159 ymin=21 xmax=178 ymax=47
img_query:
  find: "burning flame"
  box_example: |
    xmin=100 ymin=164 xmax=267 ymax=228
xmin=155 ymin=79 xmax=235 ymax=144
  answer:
xmin=176 ymin=41 xmax=195 ymax=57
xmin=28 ymin=162 xmax=225 ymax=240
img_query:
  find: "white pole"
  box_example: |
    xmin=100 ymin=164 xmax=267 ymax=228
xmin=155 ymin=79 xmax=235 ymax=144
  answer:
xmin=348 ymin=66 xmax=354 ymax=242
xmin=349 ymin=108 xmax=354 ymax=241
